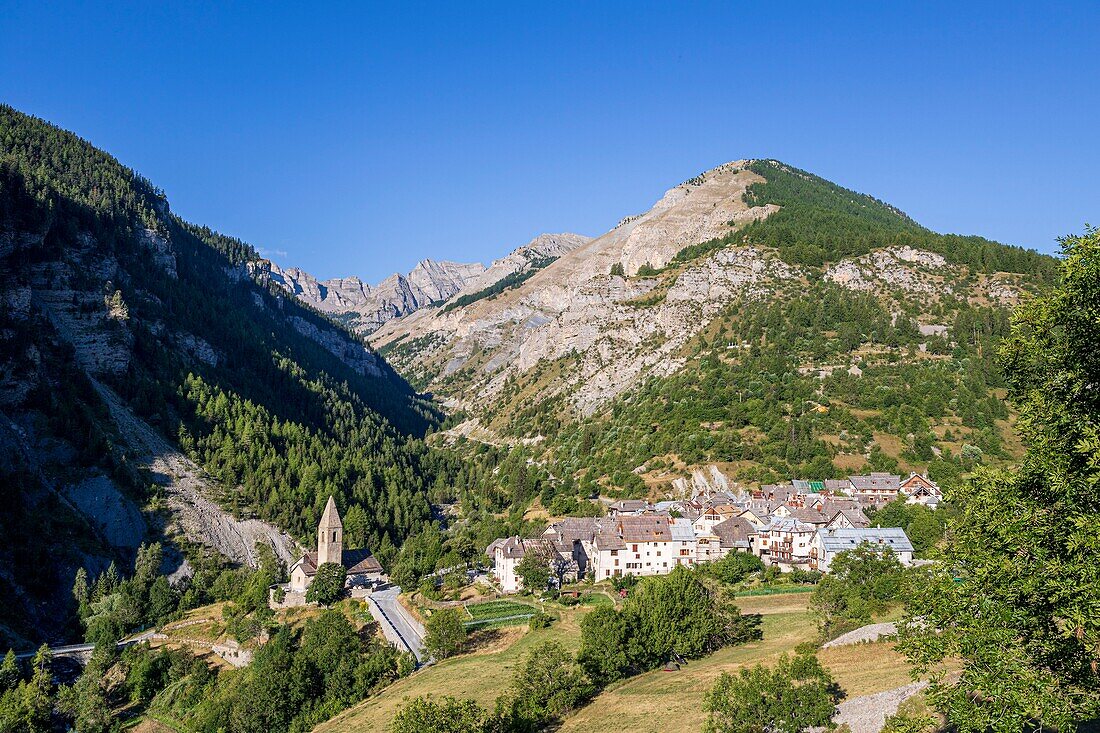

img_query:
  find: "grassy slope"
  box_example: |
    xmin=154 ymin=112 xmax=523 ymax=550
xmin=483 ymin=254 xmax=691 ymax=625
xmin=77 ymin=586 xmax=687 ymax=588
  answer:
xmin=318 ymin=594 xmax=913 ymax=733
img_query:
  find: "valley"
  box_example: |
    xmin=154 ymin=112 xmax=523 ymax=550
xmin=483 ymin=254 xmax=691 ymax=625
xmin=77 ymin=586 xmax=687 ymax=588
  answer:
xmin=1 ymin=103 xmax=1094 ymax=733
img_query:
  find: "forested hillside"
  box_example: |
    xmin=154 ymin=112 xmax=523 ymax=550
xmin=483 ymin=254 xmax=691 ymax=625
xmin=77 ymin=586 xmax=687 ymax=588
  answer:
xmin=0 ymin=106 xmax=455 ymax=645
xmin=412 ymin=159 xmax=1057 ymax=513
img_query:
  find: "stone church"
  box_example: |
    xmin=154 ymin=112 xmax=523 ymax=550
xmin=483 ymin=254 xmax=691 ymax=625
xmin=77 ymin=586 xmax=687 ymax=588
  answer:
xmin=289 ymin=495 xmax=383 ymax=593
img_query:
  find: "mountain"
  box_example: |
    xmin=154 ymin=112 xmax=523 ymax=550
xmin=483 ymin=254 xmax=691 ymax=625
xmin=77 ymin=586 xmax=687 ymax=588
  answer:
xmin=0 ymin=105 xmax=446 ymax=647
xmin=371 ymin=159 xmax=1055 ymax=495
xmin=267 ymin=258 xmax=487 ymax=334
xmin=266 ymin=232 xmax=591 ymax=335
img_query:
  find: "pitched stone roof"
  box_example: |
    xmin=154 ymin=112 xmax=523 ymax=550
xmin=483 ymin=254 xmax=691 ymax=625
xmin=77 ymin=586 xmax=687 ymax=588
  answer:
xmin=319 ymin=495 xmax=343 ymax=528
xmin=615 ymin=515 xmax=672 ymax=543
xmin=828 ymin=508 xmax=871 ymax=527
xmin=297 ymin=548 xmax=381 ymax=576
xmin=711 ymin=517 xmax=754 ymax=548
xmin=849 ymin=473 xmax=901 ymax=491
xmin=787 ymin=507 xmax=832 ymax=525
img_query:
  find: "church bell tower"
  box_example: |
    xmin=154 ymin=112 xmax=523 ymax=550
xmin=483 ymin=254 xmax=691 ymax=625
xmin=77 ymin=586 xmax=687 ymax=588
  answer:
xmin=317 ymin=495 xmax=343 ymax=566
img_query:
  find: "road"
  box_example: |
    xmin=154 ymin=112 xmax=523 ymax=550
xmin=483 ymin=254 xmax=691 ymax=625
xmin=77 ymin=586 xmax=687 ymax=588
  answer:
xmin=369 ymin=586 xmax=427 ymax=663
xmin=15 ymin=630 xmax=161 ymax=661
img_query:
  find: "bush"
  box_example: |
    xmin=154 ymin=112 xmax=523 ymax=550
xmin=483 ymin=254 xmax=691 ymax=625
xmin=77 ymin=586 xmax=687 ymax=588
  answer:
xmin=424 ymin=608 xmax=467 ymax=660
xmin=305 ymin=562 xmax=346 ymax=606
xmin=528 ymin=612 xmax=552 ymax=630
xmin=579 ymin=568 xmax=762 ymax=684
xmin=703 ymin=652 xmax=843 ymax=733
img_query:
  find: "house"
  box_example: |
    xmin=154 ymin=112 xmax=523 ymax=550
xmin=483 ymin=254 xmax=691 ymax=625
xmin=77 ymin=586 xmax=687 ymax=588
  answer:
xmin=669 ymin=517 xmax=698 ymax=568
xmin=811 ymin=527 xmax=914 ymax=572
xmin=487 ymin=536 xmax=572 ymax=593
xmin=785 ymin=506 xmax=833 ymax=528
xmin=848 ymin=473 xmax=901 ymax=506
xmin=542 ymin=517 xmax=601 ymax=580
xmin=692 ymin=502 xmax=740 ymax=533
xmin=608 ymin=499 xmax=652 ymax=516
xmin=288 ymin=496 xmax=383 ymax=593
xmin=900 ymin=472 xmax=943 ymax=508
xmin=823 ymin=479 xmax=852 ymax=494
xmin=759 ymin=518 xmax=817 ymax=570
xmin=590 ymin=515 xmax=675 ymax=580
xmin=826 ymin=508 xmax=871 ymax=529
xmin=737 ymin=507 xmax=771 ymax=528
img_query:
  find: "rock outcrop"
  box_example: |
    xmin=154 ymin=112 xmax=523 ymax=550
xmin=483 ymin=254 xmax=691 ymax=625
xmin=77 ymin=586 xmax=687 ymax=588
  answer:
xmin=268 ymin=258 xmax=487 ymax=334
xmin=370 ymin=161 xmax=788 ymax=416
xmin=267 ymin=233 xmax=592 ymax=335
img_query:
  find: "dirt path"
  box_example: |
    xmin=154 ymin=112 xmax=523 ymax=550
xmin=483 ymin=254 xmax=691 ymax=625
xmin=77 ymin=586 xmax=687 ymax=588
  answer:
xmin=824 ymin=622 xmax=898 ymax=648
xmin=834 ymin=681 xmax=928 ymax=733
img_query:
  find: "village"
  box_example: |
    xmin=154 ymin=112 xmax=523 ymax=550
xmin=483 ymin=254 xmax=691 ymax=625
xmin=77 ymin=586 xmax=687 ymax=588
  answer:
xmin=486 ymin=471 xmax=939 ymax=593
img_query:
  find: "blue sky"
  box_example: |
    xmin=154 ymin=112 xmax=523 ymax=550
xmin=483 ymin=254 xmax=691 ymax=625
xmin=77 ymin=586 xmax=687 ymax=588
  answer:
xmin=2 ymin=2 xmax=1097 ymax=281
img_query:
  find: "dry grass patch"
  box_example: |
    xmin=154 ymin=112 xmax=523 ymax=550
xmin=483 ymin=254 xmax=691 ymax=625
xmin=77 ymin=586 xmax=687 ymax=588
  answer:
xmin=317 ymin=606 xmax=591 ymax=733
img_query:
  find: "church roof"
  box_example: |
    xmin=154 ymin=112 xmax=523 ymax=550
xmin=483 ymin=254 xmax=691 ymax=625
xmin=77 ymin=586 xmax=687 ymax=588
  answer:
xmin=320 ymin=495 xmax=342 ymax=529
xmin=296 ymin=549 xmax=381 ymax=576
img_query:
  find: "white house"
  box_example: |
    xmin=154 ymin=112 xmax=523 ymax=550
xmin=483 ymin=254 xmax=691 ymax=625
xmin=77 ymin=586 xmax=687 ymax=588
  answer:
xmin=760 ymin=518 xmax=817 ymax=570
xmin=486 ymin=536 xmax=569 ymax=593
xmin=590 ymin=515 xmax=676 ymax=580
xmin=810 ymin=527 xmax=915 ymax=572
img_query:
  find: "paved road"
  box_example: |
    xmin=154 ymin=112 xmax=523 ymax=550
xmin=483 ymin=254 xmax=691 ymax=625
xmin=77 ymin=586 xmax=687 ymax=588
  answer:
xmin=369 ymin=586 xmax=426 ymax=663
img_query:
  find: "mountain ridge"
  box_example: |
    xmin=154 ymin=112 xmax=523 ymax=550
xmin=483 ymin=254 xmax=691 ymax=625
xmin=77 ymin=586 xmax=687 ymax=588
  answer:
xmin=267 ymin=232 xmax=592 ymax=335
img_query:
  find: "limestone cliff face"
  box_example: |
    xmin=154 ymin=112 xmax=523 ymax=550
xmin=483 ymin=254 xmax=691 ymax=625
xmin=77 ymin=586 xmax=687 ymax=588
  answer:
xmin=268 ymin=258 xmax=487 ymax=334
xmin=267 ymin=233 xmax=593 ymax=335
xmin=369 ymin=161 xmax=783 ymax=415
xmin=367 ymin=160 xmax=1025 ymax=423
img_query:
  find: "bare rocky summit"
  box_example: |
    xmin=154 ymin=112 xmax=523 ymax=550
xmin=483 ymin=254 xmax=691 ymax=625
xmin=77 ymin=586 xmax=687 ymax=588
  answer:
xmin=268 ymin=258 xmax=486 ymax=333
xmin=368 ymin=160 xmax=1034 ymax=424
xmin=267 ymin=233 xmax=591 ymax=335
xmin=370 ymin=161 xmax=786 ymax=415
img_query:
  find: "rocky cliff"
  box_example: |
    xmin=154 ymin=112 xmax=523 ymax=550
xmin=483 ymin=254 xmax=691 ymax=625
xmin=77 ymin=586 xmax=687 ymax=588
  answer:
xmin=267 ymin=233 xmax=591 ymax=335
xmin=268 ymin=258 xmax=486 ymax=334
xmin=369 ymin=159 xmax=1047 ymax=433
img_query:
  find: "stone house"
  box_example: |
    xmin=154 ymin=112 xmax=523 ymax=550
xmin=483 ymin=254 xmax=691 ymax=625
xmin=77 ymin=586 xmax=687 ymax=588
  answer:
xmin=848 ymin=473 xmax=902 ymax=506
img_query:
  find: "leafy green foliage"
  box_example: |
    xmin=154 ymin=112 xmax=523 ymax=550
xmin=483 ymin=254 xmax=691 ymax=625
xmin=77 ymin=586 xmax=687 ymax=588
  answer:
xmin=548 ymin=283 xmax=1015 ymax=489
xmin=697 ymin=551 xmax=765 ymax=585
xmin=502 ymin=641 xmax=594 ymax=730
xmin=810 ymin=544 xmax=905 ymax=638
xmin=389 ymin=695 xmax=494 ymax=733
xmin=514 ymin=553 xmax=552 ymax=593
xmin=741 ymin=159 xmax=1057 ymax=279
xmin=305 ymin=563 xmax=347 ymax=606
xmin=0 ymin=646 xmax=53 ymax=733
xmin=424 ymin=608 xmax=467 ymax=660
xmin=898 ymin=227 xmax=1100 ymax=731
xmin=703 ymin=652 xmax=843 ymax=733
xmin=866 ymin=499 xmax=950 ymax=556
xmin=578 ymin=568 xmax=761 ymax=684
